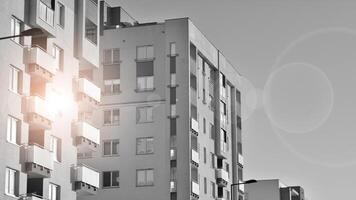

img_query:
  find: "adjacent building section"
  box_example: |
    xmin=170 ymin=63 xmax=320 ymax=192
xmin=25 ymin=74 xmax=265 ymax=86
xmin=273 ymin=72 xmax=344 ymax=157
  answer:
xmin=245 ymin=179 xmax=306 ymax=200
xmin=78 ymin=2 xmax=244 ymax=200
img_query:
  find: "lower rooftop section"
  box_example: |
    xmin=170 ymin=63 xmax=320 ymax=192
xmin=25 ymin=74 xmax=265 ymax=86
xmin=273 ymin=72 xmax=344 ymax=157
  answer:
xmin=72 ymin=165 xmax=100 ymax=196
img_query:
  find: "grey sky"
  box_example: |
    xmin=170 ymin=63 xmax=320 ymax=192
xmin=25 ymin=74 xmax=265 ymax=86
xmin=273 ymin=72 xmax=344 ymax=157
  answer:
xmin=109 ymin=0 xmax=356 ymax=199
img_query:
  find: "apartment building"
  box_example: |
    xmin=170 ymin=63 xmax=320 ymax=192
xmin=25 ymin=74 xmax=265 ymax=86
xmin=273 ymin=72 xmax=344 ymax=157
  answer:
xmin=0 ymin=0 xmax=101 ymax=199
xmin=245 ymin=179 xmax=306 ymax=200
xmin=79 ymin=2 xmax=244 ymax=200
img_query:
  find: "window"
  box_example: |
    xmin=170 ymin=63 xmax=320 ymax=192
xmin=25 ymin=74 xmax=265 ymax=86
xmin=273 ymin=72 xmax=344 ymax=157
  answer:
xmin=9 ymin=65 xmax=20 ymax=93
xmin=5 ymin=168 xmax=18 ymax=197
xmin=58 ymin=2 xmax=65 ymax=28
xmin=10 ymin=16 xmax=23 ymax=44
xmin=103 ymin=171 xmax=120 ymax=188
xmin=103 ymin=140 xmax=120 ymax=156
xmin=104 ymin=79 xmax=120 ymax=94
xmin=203 ymin=118 xmax=206 ymax=134
xmin=137 ymin=45 xmax=154 ymax=60
xmin=136 ymin=137 xmax=154 ymax=155
xmin=210 ymin=153 xmax=215 ymax=168
xmin=136 ymin=61 xmax=154 ymax=91
xmin=48 ymin=183 xmax=60 ymax=200
xmin=204 ymin=177 xmax=207 ymax=194
xmin=136 ymin=107 xmax=153 ymax=123
xmin=103 ymin=49 xmax=120 ymax=64
xmin=103 ymin=109 xmax=120 ymax=125
xmin=50 ymin=136 xmax=61 ymax=162
xmin=136 ymin=169 xmax=154 ymax=186
xmin=85 ymin=18 xmax=97 ymax=45
xmin=211 ymin=181 xmax=215 ymax=197
xmin=7 ymin=116 xmax=19 ymax=144
xmin=170 ymin=43 xmax=176 ymax=55
xmin=203 ymin=147 xmax=206 ymax=163
xmin=52 ymin=45 xmax=63 ymax=71
xmin=190 ymin=73 xmax=197 ymax=90
xmin=210 ymin=123 xmax=215 ymax=140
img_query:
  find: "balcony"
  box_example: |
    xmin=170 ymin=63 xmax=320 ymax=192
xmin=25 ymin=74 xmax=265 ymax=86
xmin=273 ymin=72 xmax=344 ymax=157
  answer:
xmin=77 ymin=78 xmax=101 ymax=111
xmin=23 ymin=144 xmax=53 ymax=178
xmin=26 ymin=96 xmax=55 ymax=130
xmin=73 ymin=121 xmax=100 ymax=152
xmin=28 ymin=0 xmax=56 ymax=36
xmin=191 ymin=181 xmax=199 ymax=199
xmin=170 ymin=104 xmax=177 ymax=118
xmin=76 ymin=0 xmax=99 ymax=69
xmin=170 ymin=73 xmax=177 ymax=87
xmin=191 ymin=149 xmax=199 ymax=167
xmin=24 ymin=46 xmax=56 ymax=82
xmin=238 ymin=180 xmax=244 ymax=193
xmin=191 ymin=118 xmax=199 ymax=136
xmin=73 ymin=165 xmax=99 ymax=195
xmin=170 ymin=180 xmax=177 ymax=192
xmin=238 ymin=153 xmax=244 ymax=166
xmin=170 ymin=148 xmax=177 ymax=160
xmin=216 ymin=169 xmax=229 ymax=187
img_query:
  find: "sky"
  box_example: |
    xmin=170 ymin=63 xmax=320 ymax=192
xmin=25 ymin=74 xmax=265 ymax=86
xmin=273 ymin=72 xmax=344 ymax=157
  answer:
xmin=109 ymin=1 xmax=356 ymax=199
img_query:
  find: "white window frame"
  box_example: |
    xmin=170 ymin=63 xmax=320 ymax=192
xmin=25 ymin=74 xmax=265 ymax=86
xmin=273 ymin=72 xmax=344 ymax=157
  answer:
xmin=136 ymin=169 xmax=154 ymax=187
xmin=136 ymin=137 xmax=154 ymax=155
xmin=48 ymin=183 xmax=59 ymax=200
xmin=52 ymin=45 xmax=63 ymax=71
xmin=103 ymin=139 xmax=120 ymax=156
xmin=136 ymin=76 xmax=154 ymax=91
xmin=104 ymin=79 xmax=120 ymax=94
xmin=10 ymin=16 xmax=23 ymax=44
xmin=50 ymin=136 xmax=61 ymax=162
xmin=57 ymin=2 xmax=65 ymax=28
xmin=103 ymin=48 xmax=120 ymax=64
xmin=103 ymin=109 xmax=120 ymax=125
xmin=9 ymin=65 xmax=20 ymax=94
xmin=170 ymin=42 xmax=176 ymax=55
xmin=7 ymin=116 xmax=18 ymax=144
xmin=136 ymin=106 xmax=153 ymax=123
xmin=5 ymin=167 xmax=17 ymax=197
xmin=137 ymin=45 xmax=154 ymax=60
xmin=103 ymin=171 xmax=120 ymax=188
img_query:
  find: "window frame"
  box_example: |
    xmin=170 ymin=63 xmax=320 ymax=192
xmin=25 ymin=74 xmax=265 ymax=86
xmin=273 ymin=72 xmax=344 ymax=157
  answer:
xmin=7 ymin=115 xmax=19 ymax=145
xmin=136 ymin=45 xmax=154 ymax=60
xmin=5 ymin=167 xmax=18 ymax=197
xmin=103 ymin=109 xmax=120 ymax=126
xmin=102 ymin=170 xmax=120 ymax=188
xmin=103 ymin=139 xmax=120 ymax=157
xmin=136 ymin=106 xmax=153 ymax=123
xmin=136 ymin=168 xmax=154 ymax=187
xmin=48 ymin=183 xmax=60 ymax=200
xmin=57 ymin=2 xmax=65 ymax=28
xmin=8 ymin=65 xmax=21 ymax=94
xmin=136 ymin=137 xmax=154 ymax=155
xmin=10 ymin=16 xmax=24 ymax=45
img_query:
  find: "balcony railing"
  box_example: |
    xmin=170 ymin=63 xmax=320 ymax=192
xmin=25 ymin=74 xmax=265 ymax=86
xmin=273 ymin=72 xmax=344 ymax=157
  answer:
xmin=23 ymin=144 xmax=53 ymax=178
xmin=73 ymin=165 xmax=99 ymax=195
xmin=191 ymin=149 xmax=199 ymax=166
xmin=191 ymin=118 xmax=199 ymax=134
xmin=25 ymin=46 xmax=56 ymax=82
xmin=216 ymin=169 xmax=229 ymax=187
xmin=77 ymin=78 xmax=101 ymax=111
xmin=191 ymin=181 xmax=200 ymax=197
xmin=26 ymin=96 xmax=55 ymax=129
xmin=74 ymin=121 xmax=100 ymax=152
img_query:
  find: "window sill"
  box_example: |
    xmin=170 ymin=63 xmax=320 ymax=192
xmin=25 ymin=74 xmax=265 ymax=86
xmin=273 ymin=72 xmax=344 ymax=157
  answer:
xmin=136 ymin=184 xmax=154 ymax=187
xmin=8 ymin=89 xmax=22 ymax=96
xmin=135 ymin=88 xmax=155 ymax=93
xmin=167 ymin=84 xmax=179 ymax=88
xmin=4 ymin=193 xmax=18 ymax=199
xmin=102 ymin=186 xmax=120 ymax=189
xmin=103 ymin=91 xmax=122 ymax=96
xmin=6 ymin=141 xmax=20 ymax=147
xmin=167 ymin=53 xmax=179 ymax=57
xmin=168 ymin=115 xmax=179 ymax=119
xmin=136 ymin=152 xmax=154 ymax=156
xmin=103 ymin=61 xmax=122 ymax=65
xmin=136 ymin=121 xmax=154 ymax=124
xmin=135 ymin=58 xmax=155 ymax=62
xmin=103 ymin=123 xmax=120 ymax=127
xmin=102 ymin=154 xmax=120 ymax=158
xmin=10 ymin=39 xmax=24 ymax=48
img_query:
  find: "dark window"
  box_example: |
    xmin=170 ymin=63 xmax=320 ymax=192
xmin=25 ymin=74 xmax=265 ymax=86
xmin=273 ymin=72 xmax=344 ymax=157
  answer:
xmin=85 ymin=18 xmax=97 ymax=45
xmin=170 ymin=88 xmax=176 ymax=104
xmin=170 ymin=119 xmax=176 ymax=136
xmin=190 ymin=74 xmax=197 ymax=90
xmin=170 ymin=57 xmax=176 ymax=73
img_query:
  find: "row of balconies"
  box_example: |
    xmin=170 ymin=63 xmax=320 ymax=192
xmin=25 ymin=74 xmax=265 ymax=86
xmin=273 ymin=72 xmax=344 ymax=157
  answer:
xmin=21 ymin=145 xmax=99 ymax=194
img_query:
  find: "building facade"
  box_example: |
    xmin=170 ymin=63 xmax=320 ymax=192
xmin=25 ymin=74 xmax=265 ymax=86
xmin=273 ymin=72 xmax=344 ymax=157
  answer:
xmin=0 ymin=0 xmax=101 ymax=199
xmin=245 ymin=179 xmax=306 ymax=200
xmin=79 ymin=2 xmax=244 ymax=200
